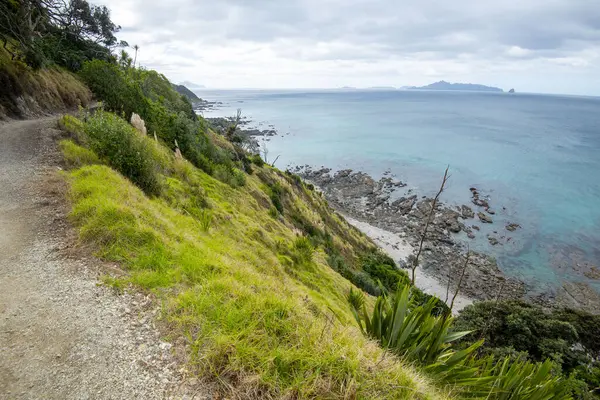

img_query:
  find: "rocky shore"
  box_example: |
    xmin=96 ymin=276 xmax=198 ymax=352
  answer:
xmin=206 ymin=117 xmax=278 ymax=138
xmin=295 ymin=166 xmax=600 ymax=313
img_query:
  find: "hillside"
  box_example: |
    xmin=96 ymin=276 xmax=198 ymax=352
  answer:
xmin=0 ymin=47 xmax=91 ymax=120
xmin=172 ymin=83 xmax=202 ymax=102
xmin=57 ymin=113 xmax=445 ymax=399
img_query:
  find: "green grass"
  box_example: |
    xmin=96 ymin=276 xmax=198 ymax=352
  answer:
xmin=61 ymin=111 xmax=449 ymax=399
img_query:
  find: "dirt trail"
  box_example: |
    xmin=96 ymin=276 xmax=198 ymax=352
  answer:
xmin=0 ymin=118 xmax=206 ymax=399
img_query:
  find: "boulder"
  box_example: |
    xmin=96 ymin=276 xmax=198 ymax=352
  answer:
xmin=506 ymin=223 xmax=521 ymax=232
xmin=488 ymin=236 xmax=499 ymax=246
xmin=461 ymin=205 xmax=475 ymax=219
xmin=478 ymin=212 xmax=493 ymax=224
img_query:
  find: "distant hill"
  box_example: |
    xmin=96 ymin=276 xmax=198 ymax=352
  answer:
xmin=410 ymin=81 xmax=504 ymax=93
xmin=171 ymin=84 xmax=201 ymax=102
xmin=180 ymin=80 xmax=206 ymax=90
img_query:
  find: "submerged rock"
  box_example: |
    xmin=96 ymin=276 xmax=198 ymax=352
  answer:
xmin=506 ymin=223 xmax=521 ymax=232
xmin=461 ymin=205 xmax=475 ymax=219
xmin=478 ymin=212 xmax=493 ymax=223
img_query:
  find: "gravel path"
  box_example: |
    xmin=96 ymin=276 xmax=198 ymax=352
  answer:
xmin=0 ymin=118 xmax=208 ymax=399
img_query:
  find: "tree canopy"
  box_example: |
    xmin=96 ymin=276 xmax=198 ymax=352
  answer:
xmin=0 ymin=0 xmax=125 ymax=69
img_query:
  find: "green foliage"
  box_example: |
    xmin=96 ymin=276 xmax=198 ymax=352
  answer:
xmin=351 ymin=286 xmax=570 ymax=398
xmin=360 ymin=250 xmax=411 ymax=292
xmin=83 ymin=111 xmax=160 ymax=195
xmin=250 ymin=153 xmax=264 ymax=167
xmin=213 ymin=164 xmax=246 ymax=188
xmin=198 ymin=209 xmax=212 ymax=232
xmin=0 ymin=0 xmax=120 ymax=70
xmin=455 ymin=300 xmax=600 ymax=398
xmin=328 ymin=254 xmax=381 ymax=296
xmin=63 ymin=161 xmax=439 ymax=399
xmin=267 ymin=181 xmax=285 ymax=213
xmin=292 ymin=236 xmax=314 ymax=264
xmin=346 ymin=287 xmax=365 ymax=311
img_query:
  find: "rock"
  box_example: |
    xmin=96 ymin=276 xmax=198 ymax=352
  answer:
xmin=506 ymin=223 xmax=521 ymax=232
xmin=461 ymin=205 xmax=475 ymax=219
xmin=472 ymin=198 xmax=489 ymax=208
xmin=478 ymin=212 xmax=493 ymax=223
xmin=392 ymin=195 xmax=417 ymax=215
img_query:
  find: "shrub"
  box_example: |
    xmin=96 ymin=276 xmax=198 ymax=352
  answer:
xmin=250 ymin=153 xmax=264 ymax=167
xmin=83 ymin=111 xmax=160 ymax=196
xmin=213 ymin=164 xmax=246 ymax=188
xmin=328 ymin=254 xmax=380 ymax=296
xmin=292 ymin=236 xmax=313 ymax=264
xmin=267 ymin=181 xmax=284 ymax=213
xmin=350 ymin=286 xmax=570 ymax=398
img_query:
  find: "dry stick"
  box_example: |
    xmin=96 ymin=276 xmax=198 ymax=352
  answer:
xmin=444 ymin=263 xmax=453 ymax=304
xmin=270 ymin=155 xmax=281 ymax=167
xmin=410 ymin=166 xmax=450 ymax=285
xmin=479 ymin=278 xmax=507 ymax=341
xmin=450 ymin=247 xmax=470 ymax=313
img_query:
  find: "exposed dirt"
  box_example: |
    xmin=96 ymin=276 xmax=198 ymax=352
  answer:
xmin=0 ymin=118 xmax=210 ymax=399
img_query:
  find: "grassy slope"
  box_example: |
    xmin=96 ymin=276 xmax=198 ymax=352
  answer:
xmin=60 ymin=117 xmax=449 ymax=399
xmin=0 ymin=47 xmax=91 ymax=120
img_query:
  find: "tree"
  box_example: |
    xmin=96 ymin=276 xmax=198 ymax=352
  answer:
xmin=0 ymin=0 xmax=125 ymax=69
xmin=132 ymin=44 xmax=139 ymax=67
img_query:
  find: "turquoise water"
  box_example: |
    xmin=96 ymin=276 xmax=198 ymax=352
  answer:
xmin=198 ymin=89 xmax=600 ymax=292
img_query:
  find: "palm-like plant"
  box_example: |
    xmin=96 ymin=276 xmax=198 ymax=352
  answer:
xmin=349 ymin=285 xmax=571 ymax=399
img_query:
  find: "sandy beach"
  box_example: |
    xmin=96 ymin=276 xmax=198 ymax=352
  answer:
xmin=343 ymin=215 xmax=473 ymax=312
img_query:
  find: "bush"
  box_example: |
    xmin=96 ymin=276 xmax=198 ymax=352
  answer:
xmin=328 ymin=254 xmax=380 ymax=296
xmin=360 ymin=250 xmax=411 ymax=292
xmin=292 ymin=236 xmax=313 ymax=264
xmin=213 ymin=164 xmax=246 ymax=188
xmin=250 ymin=153 xmax=264 ymax=167
xmin=267 ymin=181 xmax=284 ymax=213
xmin=83 ymin=111 xmax=160 ymax=196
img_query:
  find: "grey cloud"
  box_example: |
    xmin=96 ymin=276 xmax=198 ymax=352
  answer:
xmin=109 ymin=0 xmax=600 ymax=64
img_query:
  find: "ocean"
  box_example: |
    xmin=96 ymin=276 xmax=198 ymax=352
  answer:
xmin=197 ymin=89 xmax=600 ymax=294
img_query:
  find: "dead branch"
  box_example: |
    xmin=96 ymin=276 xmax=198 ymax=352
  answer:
xmin=410 ymin=166 xmax=450 ymax=285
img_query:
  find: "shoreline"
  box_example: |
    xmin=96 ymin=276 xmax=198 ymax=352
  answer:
xmin=198 ymin=99 xmax=600 ymax=314
xmin=296 ymin=165 xmax=600 ymax=314
xmin=343 ymin=214 xmax=473 ymax=312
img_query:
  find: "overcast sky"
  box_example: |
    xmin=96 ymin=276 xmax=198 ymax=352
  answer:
xmin=99 ymin=0 xmax=600 ymax=95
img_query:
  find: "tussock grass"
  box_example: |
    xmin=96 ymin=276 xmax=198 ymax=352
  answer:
xmin=61 ymin=112 xmax=449 ymax=399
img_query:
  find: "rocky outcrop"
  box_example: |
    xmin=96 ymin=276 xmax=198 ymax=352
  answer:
xmin=478 ymin=212 xmax=493 ymax=223
xmin=295 ymin=165 xmax=526 ymax=302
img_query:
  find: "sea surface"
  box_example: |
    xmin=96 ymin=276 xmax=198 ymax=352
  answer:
xmin=197 ymin=89 xmax=600 ymax=294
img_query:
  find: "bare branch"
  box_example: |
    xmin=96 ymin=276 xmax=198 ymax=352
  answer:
xmin=410 ymin=166 xmax=450 ymax=285
xmin=450 ymin=247 xmax=470 ymax=313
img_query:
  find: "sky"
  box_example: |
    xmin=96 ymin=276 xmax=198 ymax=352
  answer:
xmin=98 ymin=0 xmax=600 ymax=95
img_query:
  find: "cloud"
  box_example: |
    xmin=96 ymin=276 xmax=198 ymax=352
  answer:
xmin=99 ymin=0 xmax=600 ymax=94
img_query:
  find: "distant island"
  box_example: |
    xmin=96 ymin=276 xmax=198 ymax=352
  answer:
xmin=408 ymin=80 xmax=504 ymax=93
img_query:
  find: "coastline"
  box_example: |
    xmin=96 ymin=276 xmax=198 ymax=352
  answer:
xmin=296 ymin=165 xmax=600 ymax=314
xmin=199 ymin=99 xmax=600 ymax=315
xmin=343 ymin=214 xmax=473 ymax=312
